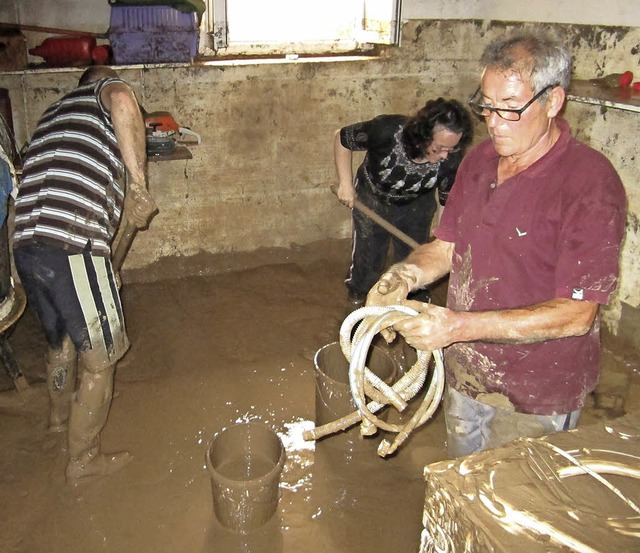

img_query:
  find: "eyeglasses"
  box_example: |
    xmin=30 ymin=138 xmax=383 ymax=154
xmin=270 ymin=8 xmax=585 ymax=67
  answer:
xmin=428 ymin=144 xmax=461 ymax=155
xmin=467 ymin=84 xmax=558 ymax=121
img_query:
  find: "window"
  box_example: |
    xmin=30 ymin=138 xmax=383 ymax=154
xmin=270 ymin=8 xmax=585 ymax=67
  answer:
xmin=203 ymin=0 xmax=401 ymax=56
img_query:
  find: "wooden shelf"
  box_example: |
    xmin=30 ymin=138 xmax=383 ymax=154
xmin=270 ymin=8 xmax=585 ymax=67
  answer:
xmin=567 ymin=80 xmax=640 ymax=114
xmin=147 ymin=145 xmax=193 ymax=162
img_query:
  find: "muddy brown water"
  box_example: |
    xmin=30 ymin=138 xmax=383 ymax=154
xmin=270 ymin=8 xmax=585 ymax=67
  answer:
xmin=0 ymin=238 xmax=634 ymax=553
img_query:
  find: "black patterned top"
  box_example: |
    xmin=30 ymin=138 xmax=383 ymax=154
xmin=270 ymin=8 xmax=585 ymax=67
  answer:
xmin=340 ymin=114 xmax=462 ymax=205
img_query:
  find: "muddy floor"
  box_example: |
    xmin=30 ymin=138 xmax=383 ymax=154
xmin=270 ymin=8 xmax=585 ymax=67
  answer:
xmin=0 ymin=238 xmax=637 ymax=553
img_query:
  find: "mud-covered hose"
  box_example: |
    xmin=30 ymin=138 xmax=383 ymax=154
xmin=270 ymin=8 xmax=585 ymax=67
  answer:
xmin=303 ymin=306 xmax=429 ymax=441
xmin=347 ymin=306 xmax=445 ymax=456
xmin=303 ymin=305 xmax=445 ymax=457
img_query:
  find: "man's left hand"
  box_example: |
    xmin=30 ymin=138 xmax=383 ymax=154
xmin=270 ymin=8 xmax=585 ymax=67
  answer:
xmin=393 ymin=300 xmax=456 ymax=351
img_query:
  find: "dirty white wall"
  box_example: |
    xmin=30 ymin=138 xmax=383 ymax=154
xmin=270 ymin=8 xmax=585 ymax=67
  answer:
xmin=403 ymin=0 xmax=639 ymax=26
xmin=0 ymin=3 xmax=639 ymax=345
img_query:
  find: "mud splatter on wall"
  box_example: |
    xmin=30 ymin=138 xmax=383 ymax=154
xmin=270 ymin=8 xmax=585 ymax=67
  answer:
xmin=2 ymin=20 xmax=639 ymax=338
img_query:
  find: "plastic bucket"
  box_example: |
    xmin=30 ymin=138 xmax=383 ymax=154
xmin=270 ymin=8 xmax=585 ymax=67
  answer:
xmin=313 ymin=341 xmax=397 ymax=447
xmin=206 ymin=422 xmax=286 ymax=533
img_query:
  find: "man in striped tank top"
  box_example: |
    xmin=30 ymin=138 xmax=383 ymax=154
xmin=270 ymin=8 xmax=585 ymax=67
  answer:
xmin=12 ymin=66 xmax=156 ymax=484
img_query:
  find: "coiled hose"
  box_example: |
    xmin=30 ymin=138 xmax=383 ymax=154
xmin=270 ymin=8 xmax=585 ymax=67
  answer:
xmin=303 ymin=305 xmax=444 ymax=457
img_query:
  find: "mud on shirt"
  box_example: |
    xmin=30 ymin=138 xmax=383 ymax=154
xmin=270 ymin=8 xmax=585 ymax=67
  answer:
xmin=434 ymin=118 xmax=627 ymax=415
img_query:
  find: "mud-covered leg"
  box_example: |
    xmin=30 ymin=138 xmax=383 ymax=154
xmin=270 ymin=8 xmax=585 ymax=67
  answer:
xmin=65 ymin=362 xmax=131 ymax=485
xmin=45 ymin=335 xmax=77 ymax=434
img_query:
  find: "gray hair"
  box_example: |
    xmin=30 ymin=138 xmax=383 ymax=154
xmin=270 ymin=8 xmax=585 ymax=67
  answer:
xmin=480 ymin=32 xmax=572 ymax=93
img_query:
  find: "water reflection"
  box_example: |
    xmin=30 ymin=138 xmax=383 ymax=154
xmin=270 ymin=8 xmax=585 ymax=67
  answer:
xmin=202 ymin=514 xmax=284 ymax=553
xmin=308 ymin=437 xmax=409 ymax=553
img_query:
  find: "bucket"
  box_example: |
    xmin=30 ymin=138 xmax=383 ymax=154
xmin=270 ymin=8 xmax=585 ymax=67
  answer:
xmin=314 ymin=341 xmax=397 ymax=447
xmin=206 ymin=422 xmax=286 ymax=533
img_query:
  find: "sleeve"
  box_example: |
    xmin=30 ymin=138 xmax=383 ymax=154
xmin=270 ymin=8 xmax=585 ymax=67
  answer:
xmin=339 ymin=115 xmax=394 ymax=152
xmin=95 ymin=77 xmax=127 ymax=117
xmin=554 ymin=158 xmax=627 ymax=305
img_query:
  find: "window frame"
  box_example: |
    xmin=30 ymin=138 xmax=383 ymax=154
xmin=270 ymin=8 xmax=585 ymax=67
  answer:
xmin=201 ymin=0 xmax=402 ymax=57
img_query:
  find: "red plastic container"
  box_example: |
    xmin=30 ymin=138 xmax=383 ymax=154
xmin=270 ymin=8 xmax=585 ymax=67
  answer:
xmin=29 ymin=36 xmax=97 ymax=67
xmin=91 ymin=45 xmax=112 ymax=65
xmin=619 ymin=71 xmax=634 ymax=88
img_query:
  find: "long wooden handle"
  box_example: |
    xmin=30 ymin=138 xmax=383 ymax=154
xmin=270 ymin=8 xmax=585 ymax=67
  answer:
xmin=111 ymin=218 xmax=137 ymax=273
xmin=330 ymin=185 xmax=421 ymax=250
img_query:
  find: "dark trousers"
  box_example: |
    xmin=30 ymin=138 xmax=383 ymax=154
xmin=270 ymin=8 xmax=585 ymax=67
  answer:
xmin=14 ymin=243 xmax=128 ymax=369
xmin=345 ymin=181 xmax=437 ymax=300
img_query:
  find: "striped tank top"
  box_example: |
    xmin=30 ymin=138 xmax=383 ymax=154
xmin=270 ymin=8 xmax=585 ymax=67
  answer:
xmin=13 ymin=78 xmax=126 ymax=257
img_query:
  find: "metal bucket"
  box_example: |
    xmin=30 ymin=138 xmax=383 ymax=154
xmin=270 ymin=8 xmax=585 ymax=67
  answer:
xmin=206 ymin=422 xmax=286 ymax=533
xmin=313 ymin=341 xmax=397 ymax=448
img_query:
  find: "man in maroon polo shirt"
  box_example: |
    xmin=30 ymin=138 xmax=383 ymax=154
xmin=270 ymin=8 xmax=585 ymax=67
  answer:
xmin=366 ymin=31 xmax=627 ymax=457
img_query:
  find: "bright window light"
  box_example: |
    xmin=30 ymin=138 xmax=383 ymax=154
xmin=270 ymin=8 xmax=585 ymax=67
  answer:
xmin=227 ymin=0 xmax=362 ymax=44
xmin=205 ymin=0 xmax=401 ymax=54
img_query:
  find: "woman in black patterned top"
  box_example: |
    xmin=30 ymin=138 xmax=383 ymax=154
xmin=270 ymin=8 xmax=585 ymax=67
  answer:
xmin=334 ymin=98 xmax=473 ymax=309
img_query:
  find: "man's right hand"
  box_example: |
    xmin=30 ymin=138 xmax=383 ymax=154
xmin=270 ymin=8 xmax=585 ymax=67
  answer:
xmin=336 ymin=182 xmax=356 ymax=208
xmin=366 ymin=262 xmax=424 ymax=342
xmin=125 ymin=187 xmax=158 ymax=229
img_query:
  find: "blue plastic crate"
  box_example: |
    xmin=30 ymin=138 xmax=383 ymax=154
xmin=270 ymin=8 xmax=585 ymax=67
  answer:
xmin=109 ymin=5 xmax=198 ymax=64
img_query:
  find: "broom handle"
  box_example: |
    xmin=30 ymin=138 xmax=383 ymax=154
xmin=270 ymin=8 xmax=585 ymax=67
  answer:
xmin=330 ymin=185 xmax=421 ymax=250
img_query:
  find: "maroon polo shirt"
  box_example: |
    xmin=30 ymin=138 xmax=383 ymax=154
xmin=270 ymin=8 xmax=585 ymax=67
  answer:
xmin=434 ymin=118 xmax=627 ymax=415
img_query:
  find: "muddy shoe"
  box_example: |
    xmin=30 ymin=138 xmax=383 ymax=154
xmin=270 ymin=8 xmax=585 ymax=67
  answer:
xmin=66 ymin=450 xmax=133 ymax=485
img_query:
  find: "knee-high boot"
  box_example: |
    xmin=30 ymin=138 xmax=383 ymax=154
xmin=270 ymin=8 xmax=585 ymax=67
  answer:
xmin=65 ymin=364 xmax=132 ymax=485
xmin=45 ymin=336 xmax=77 ymax=433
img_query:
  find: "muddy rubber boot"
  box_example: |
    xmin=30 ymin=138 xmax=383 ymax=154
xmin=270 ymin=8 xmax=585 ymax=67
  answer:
xmin=45 ymin=336 xmax=78 ymax=434
xmin=65 ymin=367 xmax=132 ymax=485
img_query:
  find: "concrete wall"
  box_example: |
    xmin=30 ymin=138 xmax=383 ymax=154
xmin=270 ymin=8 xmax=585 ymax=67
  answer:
xmin=402 ymin=0 xmax=640 ymax=27
xmin=1 ymin=15 xmax=639 ymax=343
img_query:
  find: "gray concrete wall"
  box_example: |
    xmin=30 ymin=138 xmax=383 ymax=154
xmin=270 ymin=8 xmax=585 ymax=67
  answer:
xmin=1 ymin=20 xmax=639 ymax=340
xmin=403 ymin=0 xmax=640 ymax=26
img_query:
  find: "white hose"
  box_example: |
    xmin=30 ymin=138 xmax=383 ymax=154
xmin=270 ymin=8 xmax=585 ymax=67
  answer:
xmin=303 ymin=305 xmax=445 ymax=457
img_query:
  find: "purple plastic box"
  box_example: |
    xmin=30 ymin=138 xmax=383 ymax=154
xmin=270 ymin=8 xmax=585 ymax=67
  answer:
xmin=109 ymin=5 xmax=199 ymax=64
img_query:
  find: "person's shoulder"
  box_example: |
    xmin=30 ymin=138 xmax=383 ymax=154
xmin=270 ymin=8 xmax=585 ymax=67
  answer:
xmin=565 ymin=135 xmax=621 ymax=178
xmin=387 ymin=114 xmax=407 ymax=122
xmin=558 ymin=136 xmax=625 ymax=206
xmin=364 ymin=113 xmax=407 ymax=127
xmin=371 ymin=114 xmax=406 ymax=126
xmin=364 ymin=114 xmax=406 ymax=142
xmin=343 ymin=113 xmax=400 ymax=131
xmin=77 ymin=76 xmax=123 ymax=92
xmin=97 ymin=77 xmax=128 ymax=92
xmin=98 ymin=78 xmax=136 ymax=105
xmin=556 ymin=118 xmax=614 ymax=169
xmin=567 ymin=135 xmax=609 ymax=158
